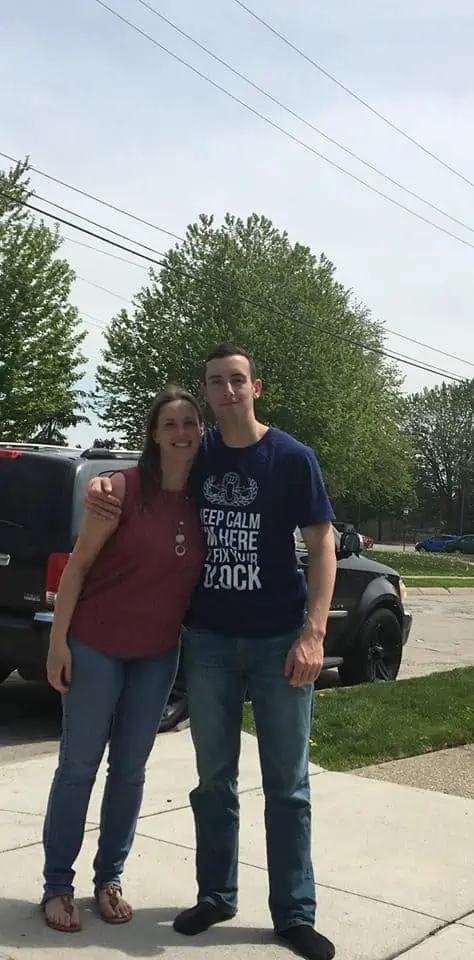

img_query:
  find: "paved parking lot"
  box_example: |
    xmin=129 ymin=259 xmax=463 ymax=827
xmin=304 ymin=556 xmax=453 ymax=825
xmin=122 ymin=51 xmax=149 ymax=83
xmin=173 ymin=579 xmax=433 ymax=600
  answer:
xmin=400 ymin=590 xmax=474 ymax=679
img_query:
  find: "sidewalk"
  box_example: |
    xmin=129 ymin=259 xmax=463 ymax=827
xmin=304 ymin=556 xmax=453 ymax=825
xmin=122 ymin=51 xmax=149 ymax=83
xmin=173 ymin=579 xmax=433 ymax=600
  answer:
xmin=0 ymin=729 xmax=473 ymax=959
xmin=356 ymin=744 xmax=474 ymax=799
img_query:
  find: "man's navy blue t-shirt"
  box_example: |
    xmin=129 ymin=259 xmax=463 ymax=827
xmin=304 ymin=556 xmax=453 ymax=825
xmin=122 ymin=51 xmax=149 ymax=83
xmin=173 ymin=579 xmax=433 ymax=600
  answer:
xmin=188 ymin=426 xmax=335 ymax=637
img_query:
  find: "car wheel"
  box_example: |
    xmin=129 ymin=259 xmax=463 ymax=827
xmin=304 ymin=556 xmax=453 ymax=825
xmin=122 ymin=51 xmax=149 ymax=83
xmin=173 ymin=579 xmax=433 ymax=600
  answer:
xmin=338 ymin=608 xmax=403 ymax=686
xmin=417 ymin=546 xmax=426 ymax=552
xmin=158 ymin=658 xmax=189 ymax=733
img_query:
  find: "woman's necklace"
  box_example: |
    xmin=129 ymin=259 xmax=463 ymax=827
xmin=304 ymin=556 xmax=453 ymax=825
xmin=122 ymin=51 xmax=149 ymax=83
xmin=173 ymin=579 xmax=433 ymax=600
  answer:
xmin=175 ymin=520 xmax=186 ymax=557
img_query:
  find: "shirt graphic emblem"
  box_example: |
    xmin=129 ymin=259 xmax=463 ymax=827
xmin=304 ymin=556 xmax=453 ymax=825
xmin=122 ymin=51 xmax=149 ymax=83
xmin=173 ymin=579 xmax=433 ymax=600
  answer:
xmin=203 ymin=471 xmax=258 ymax=507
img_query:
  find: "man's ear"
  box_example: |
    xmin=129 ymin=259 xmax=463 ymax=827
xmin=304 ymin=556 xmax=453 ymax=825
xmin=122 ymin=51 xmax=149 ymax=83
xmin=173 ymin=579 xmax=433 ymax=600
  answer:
xmin=253 ymin=378 xmax=263 ymax=400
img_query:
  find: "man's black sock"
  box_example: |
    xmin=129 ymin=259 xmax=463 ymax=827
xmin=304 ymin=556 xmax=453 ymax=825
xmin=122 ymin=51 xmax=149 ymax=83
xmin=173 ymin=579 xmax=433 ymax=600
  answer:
xmin=277 ymin=925 xmax=336 ymax=960
xmin=173 ymin=902 xmax=236 ymax=936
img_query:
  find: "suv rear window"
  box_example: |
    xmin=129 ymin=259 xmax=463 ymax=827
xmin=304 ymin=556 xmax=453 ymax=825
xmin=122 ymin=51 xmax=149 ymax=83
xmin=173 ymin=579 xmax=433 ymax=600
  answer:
xmin=0 ymin=454 xmax=73 ymax=552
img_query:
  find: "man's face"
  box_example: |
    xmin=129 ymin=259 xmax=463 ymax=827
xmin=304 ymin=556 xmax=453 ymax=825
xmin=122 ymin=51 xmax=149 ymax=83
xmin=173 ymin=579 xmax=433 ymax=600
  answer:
xmin=202 ymin=354 xmax=262 ymax=420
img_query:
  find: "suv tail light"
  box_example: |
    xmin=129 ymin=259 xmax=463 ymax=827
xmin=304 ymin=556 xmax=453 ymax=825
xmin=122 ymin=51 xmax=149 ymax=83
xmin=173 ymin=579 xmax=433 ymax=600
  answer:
xmin=0 ymin=450 xmax=21 ymax=459
xmin=45 ymin=553 xmax=70 ymax=607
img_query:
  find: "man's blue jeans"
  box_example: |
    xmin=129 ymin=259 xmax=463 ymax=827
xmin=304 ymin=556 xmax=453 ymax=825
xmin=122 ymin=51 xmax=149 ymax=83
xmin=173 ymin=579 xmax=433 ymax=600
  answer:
xmin=42 ymin=636 xmax=179 ymax=903
xmin=183 ymin=627 xmax=315 ymax=932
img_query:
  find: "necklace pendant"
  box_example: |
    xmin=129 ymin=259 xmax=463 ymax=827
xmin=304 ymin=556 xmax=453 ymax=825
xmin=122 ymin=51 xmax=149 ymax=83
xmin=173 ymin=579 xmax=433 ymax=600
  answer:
xmin=175 ymin=519 xmax=186 ymax=557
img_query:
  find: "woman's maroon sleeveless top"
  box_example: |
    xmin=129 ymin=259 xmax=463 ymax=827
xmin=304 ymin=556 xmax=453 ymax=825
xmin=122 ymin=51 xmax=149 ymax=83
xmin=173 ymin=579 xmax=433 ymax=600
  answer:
xmin=70 ymin=468 xmax=205 ymax=658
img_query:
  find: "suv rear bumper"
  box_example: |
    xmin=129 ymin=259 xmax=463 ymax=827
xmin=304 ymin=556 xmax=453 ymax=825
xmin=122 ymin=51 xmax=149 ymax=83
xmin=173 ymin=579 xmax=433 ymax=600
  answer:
xmin=0 ymin=611 xmax=50 ymax=673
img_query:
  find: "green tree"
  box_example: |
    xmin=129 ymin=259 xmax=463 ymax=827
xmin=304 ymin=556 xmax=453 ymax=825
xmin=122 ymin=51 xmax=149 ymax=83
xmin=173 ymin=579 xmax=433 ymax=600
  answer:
xmin=92 ymin=437 xmax=117 ymax=449
xmin=403 ymin=380 xmax=474 ymax=532
xmin=0 ymin=159 xmax=86 ymax=441
xmin=94 ymin=213 xmax=411 ymax=503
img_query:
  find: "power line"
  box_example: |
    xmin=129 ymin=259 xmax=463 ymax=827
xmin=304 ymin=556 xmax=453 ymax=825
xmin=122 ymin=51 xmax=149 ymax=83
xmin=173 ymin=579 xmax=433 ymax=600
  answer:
xmin=1 ymin=187 xmax=468 ymax=382
xmin=79 ymin=313 xmax=108 ymax=332
xmin=75 ymin=276 xmax=133 ymax=303
xmin=136 ymin=0 xmax=474 ymax=237
xmin=342 ymin=344 xmax=463 ymax=382
xmin=63 ymin=234 xmax=148 ymax=269
xmin=0 ymin=193 xmax=168 ymax=267
xmin=0 ymin=149 xmax=185 ymax=243
xmin=81 ymin=310 xmax=110 ymax=326
xmin=32 ymin=192 xmax=169 ymax=260
xmin=93 ymin=0 xmax=474 ymax=253
xmin=384 ymin=327 xmax=474 ymax=370
xmin=231 ymin=0 xmax=474 ymax=190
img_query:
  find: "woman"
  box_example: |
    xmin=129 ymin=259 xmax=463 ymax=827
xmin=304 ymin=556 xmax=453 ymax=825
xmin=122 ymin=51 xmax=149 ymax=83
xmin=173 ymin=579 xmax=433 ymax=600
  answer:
xmin=42 ymin=385 xmax=205 ymax=933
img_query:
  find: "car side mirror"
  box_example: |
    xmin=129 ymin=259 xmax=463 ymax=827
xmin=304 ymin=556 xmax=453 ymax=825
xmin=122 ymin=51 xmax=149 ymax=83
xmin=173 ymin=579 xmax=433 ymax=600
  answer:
xmin=339 ymin=531 xmax=361 ymax=558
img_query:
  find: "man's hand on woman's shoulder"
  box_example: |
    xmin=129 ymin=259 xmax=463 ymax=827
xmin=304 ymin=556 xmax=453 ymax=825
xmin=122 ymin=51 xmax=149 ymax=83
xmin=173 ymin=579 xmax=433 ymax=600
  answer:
xmin=85 ymin=474 xmax=124 ymax=521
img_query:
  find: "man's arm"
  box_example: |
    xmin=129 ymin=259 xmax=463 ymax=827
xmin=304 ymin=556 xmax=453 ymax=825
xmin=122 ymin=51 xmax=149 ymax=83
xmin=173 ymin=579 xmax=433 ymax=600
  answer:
xmin=301 ymin=521 xmax=337 ymax=640
xmin=285 ymin=522 xmax=336 ymax=687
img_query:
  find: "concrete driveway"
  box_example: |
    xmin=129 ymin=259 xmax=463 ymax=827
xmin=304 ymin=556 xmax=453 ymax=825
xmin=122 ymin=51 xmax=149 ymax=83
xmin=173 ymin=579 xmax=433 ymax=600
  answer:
xmin=400 ymin=590 xmax=474 ymax=679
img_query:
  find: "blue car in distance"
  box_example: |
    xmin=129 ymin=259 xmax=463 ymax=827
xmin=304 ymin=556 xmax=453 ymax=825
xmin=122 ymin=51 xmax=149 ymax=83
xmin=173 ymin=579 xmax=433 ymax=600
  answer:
xmin=415 ymin=534 xmax=458 ymax=552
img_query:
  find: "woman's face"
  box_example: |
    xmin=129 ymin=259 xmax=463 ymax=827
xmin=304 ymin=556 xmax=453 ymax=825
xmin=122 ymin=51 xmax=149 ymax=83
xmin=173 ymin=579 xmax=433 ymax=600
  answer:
xmin=152 ymin=399 xmax=202 ymax=464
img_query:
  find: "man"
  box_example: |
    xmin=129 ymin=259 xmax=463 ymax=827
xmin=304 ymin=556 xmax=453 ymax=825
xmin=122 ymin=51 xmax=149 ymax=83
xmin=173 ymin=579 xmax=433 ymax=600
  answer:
xmin=86 ymin=344 xmax=337 ymax=960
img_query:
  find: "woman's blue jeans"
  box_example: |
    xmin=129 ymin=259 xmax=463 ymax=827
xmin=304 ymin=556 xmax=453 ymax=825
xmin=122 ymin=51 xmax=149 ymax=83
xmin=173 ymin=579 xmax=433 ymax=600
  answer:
xmin=42 ymin=636 xmax=179 ymax=902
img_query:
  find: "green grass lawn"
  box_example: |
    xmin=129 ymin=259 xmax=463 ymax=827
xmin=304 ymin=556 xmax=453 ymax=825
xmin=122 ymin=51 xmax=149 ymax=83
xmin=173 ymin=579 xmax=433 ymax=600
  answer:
xmin=404 ymin=576 xmax=474 ymax=588
xmin=365 ymin=550 xmax=474 ymax=587
xmin=242 ymin=668 xmax=474 ymax=771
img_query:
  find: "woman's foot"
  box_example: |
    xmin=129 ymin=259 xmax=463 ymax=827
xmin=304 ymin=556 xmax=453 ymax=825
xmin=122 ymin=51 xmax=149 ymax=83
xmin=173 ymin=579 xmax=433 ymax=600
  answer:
xmin=44 ymin=895 xmax=82 ymax=933
xmin=95 ymin=883 xmax=133 ymax=924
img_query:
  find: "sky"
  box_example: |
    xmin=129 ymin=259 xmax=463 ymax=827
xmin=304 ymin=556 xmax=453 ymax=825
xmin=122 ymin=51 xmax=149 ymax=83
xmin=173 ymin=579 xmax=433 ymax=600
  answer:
xmin=2 ymin=0 xmax=474 ymax=447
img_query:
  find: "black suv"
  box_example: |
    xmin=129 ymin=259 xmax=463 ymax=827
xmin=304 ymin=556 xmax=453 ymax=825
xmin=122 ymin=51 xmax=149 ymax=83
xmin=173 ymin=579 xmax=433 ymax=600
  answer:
xmin=0 ymin=443 xmax=412 ymax=731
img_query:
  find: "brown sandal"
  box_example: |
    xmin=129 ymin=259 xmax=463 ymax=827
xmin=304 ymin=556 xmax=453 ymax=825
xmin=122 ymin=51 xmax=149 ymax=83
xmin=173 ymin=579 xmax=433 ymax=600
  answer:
xmin=95 ymin=883 xmax=133 ymax=924
xmin=43 ymin=894 xmax=82 ymax=933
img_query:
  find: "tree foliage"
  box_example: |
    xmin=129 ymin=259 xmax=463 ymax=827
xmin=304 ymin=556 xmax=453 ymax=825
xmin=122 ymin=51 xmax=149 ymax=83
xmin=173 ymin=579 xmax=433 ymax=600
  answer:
xmin=92 ymin=437 xmax=117 ymax=449
xmin=94 ymin=213 xmax=411 ymax=503
xmin=403 ymin=380 xmax=474 ymax=532
xmin=0 ymin=159 xmax=86 ymax=441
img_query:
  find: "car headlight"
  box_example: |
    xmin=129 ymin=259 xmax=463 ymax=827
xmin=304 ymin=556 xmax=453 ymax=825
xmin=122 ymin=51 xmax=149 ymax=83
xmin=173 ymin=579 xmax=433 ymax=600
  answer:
xmin=399 ymin=578 xmax=408 ymax=606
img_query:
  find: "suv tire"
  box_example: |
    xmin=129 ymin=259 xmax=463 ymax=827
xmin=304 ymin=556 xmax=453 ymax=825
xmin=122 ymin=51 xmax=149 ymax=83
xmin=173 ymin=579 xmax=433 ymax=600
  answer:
xmin=338 ymin=607 xmax=403 ymax=686
xmin=158 ymin=656 xmax=188 ymax=733
xmin=159 ymin=694 xmax=189 ymax=733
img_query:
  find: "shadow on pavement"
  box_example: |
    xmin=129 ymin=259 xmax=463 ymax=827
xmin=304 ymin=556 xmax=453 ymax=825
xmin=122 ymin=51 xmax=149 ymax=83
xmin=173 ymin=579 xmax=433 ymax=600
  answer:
xmin=0 ymin=897 xmax=273 ymax=955
xmin=0 ymin=675 xmax=61 ymax=752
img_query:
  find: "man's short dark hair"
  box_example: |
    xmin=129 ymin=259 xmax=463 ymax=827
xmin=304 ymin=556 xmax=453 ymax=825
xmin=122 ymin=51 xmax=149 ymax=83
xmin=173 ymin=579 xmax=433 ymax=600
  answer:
xmin=201 ymin=343 xmax=257 ymax=382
